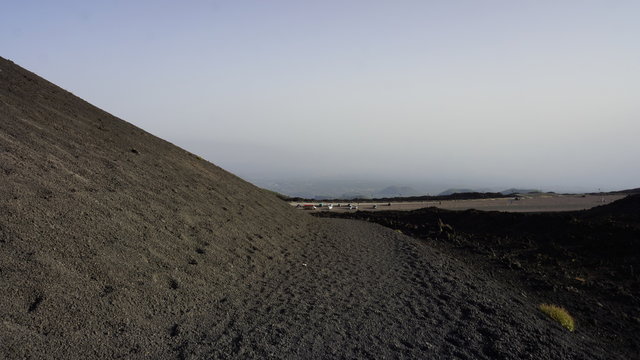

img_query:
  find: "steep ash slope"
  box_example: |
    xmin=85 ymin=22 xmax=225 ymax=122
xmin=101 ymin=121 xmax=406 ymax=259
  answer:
xmin=0 ymin=57 xmax=308 ymax=358
xmin=0 ymin=57 xmax=618 ymax=359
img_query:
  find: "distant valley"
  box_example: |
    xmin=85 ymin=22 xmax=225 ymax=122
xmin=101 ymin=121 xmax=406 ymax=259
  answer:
xmin=251 ymin=178 xmax=547 ymax=200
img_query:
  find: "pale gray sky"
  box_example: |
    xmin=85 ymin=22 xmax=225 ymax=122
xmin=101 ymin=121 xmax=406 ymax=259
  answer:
xmin=3 ymin=1 xmax=639 ymax=193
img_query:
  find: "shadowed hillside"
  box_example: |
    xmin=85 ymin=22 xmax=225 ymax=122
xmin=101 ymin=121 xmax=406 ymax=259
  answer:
xmin=1 ymin=57 xmax=631 ymax=359
xmin=0 ymin=57 xmax=309 ymax=358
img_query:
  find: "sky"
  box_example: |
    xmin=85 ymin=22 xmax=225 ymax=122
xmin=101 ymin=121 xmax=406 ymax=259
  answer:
xmin=2 ymin=0 xmax=639 ymax=193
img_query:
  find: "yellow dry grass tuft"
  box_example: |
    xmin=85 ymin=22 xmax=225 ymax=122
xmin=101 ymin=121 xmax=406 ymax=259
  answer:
xmin=539 ymin=304 xmax=575 ymax=332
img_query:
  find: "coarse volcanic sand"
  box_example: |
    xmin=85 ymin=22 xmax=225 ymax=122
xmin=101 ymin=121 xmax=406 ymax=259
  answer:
xmin=0 ymin=56 xmax=630 ymax=359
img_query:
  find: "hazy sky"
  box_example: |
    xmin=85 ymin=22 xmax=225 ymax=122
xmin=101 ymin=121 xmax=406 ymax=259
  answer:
xmin=3 ymin=1 xmax=639 ymax=192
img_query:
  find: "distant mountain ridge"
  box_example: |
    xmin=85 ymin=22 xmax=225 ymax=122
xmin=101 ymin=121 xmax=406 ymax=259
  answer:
xmin=438 ymin=188 xmax=477 ymax=196
xmin=439 ymin=188 xmax=541 ymax=196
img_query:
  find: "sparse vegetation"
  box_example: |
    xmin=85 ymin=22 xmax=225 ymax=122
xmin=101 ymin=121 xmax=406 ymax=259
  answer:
xmin=539 ymin=304 xmax=575 ymax=331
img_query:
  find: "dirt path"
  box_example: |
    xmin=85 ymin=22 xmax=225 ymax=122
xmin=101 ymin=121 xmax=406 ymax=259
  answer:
xmin=172 ymin=218 xmax=615 ymax=359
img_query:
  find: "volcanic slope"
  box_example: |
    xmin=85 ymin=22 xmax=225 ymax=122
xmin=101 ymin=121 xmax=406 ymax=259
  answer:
xmin=0 ymin=57 xmax=618 ymax=359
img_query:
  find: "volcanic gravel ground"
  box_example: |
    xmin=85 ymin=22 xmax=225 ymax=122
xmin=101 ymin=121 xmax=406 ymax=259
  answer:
xmin=317 ymin=201 xmax=640 ymax=359
xmin=154 ymin=218 xmax=615 ymax=359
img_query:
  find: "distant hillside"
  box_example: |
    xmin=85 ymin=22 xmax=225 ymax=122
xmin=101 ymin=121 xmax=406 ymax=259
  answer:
xmin=340 ymin=192 xmax=371 ymax=199
xmin=438 ymin=188 xmax=476 ymax=196
xmin=500 ymin=188 xmax=541 ymax=195
xmin=607 ymin=187 xmax=640 ymax=195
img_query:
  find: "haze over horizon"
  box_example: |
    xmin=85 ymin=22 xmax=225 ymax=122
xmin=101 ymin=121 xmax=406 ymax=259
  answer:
xmin=3 ymin=1 xmax=639 ymax=194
